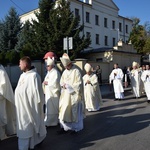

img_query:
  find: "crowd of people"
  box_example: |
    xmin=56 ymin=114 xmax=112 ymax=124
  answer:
xmin=0 ymin=52 xmax=103 ymax=150
xmin=109 ymin=61 xmax=150 ymax=103
xmin=1 ymin=51 xmax=150 ymax=150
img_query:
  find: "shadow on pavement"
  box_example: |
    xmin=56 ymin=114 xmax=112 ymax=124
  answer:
xmin=0 ymin=92 xmax=149 ymax=150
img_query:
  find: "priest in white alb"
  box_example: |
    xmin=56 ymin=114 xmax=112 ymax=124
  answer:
xmin=0 ymin=64 xmax=16 ymax=140
xmin=109 ymin=63 xmax=124 ymax=100
xmin=83 ymin=63 xmax=103 ymax=111
xmin=43 ymin=57 xmax=61 ymax=126
xmin=129 ymin=61 xmax=142 ymax=98
xmin=15 ymin=56 xmax=46 ymax=150
xmin=141 ymin=64 xmax=150 ymax=103
xmin=58 ymin=53 xmax=84 ymax=134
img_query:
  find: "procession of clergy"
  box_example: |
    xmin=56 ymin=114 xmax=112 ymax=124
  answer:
xmin=0 ymin=51 xmax=150 ymax=150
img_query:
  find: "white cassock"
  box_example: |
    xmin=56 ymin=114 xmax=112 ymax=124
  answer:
xmin=109 ymin=68 xmax=124 ymax=99
xmin=0 ymin=65 xmax=16 ymax=140
xmin=141 ymin=70 xmax=150 ymax=100
xmin=15 ymin=68 xmax=46 ymax=150
xmin=83 ymin=73 xmax=103 ymax=111
xmin=129 ymin=69 xmax=142 ymax=98
xmin=43 ymin=67 xmax=61 ymax=126
xmin=59 ymin=65 xmax=84 ymax=132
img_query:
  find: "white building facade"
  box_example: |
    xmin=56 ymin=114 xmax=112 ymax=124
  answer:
xmin=20 ymin=0 xmax=133 ymax=50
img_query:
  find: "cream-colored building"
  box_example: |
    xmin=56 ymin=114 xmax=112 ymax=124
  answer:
xmin=81 ymin=40 xmax=141 ymax=82
xmin=20 ymin=0 xmax=133 ymax=50
xmin=18 ymin=0 xmax=140 ymax=83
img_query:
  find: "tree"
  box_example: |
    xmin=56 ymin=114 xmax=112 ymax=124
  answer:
xmin=15 ymin=20 xmax=37 ymax=59
xmin=143 ymin=37 xmax=150 ymax=53
xmin=31 ymin=0 xmax=91 ymax=59
xmin=0 ymin=7 xmax=22 ymax=52
xmin=0 ymin=7 xmax=22 ymax=65
xmin=129 ymin=18 xmax=146 ymax=54
xmin=143 ymin=21 xmax=150 ymax=31
xmin=0 ymin=21 xmax=5 ymax=51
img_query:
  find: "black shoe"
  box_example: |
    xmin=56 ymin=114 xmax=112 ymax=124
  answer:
xmin=57 ymin=128 xmax=68 ymax=135
xmin=36 ymin=139 xmax=44 ymax=147
xmin=70 ymin=131 xmax=78 ymax=135
xmin=147 ymin=100 xmax=150 ymax=103
xmin=114 ymin=98 xmax=118 ymax=101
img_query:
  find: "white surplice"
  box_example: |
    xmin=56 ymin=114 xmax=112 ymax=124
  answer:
xmin=0 ymin=65 xmax=16 ymax=140
xmin=43 ymin=67 xmax=61 ymax=126
xmin=141 ymin=70 xmax=150 ymax=100
xmin=109 ymin=68 xmax=124 ymax=99
xmin=15 ymin=68 xmax=46 ymax=150
xmin=59 ymin=65 xmax=84 ymax=132
xmin=83 ymin=73 xmax=103 ymax=112
xmin=129 ymin=69 xmax=142 ymax=98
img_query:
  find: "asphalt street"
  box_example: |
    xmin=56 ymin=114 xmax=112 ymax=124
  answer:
xmin=1 ymin=85 xmax=150 ymax=150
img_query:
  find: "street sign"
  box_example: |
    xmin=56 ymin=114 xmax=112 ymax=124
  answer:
xmin=63 ymin=37 xmax=73 ymax=54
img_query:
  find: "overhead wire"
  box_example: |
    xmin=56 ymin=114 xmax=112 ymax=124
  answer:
xmin=10 ymin=0 xmax=25 ymax=13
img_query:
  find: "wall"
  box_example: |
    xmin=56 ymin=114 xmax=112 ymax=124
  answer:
xmin=5 ymin=58 xmax=111 ymax=89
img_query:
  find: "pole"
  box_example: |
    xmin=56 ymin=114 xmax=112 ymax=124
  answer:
xmin=66 ymin=37 xmax=68 ymax=55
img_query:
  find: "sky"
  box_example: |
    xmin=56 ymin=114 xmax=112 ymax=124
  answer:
xmin=113 ymin=0 xmax=150 ymax=25
xmin=0 ymin=0 xmax=39 ymax=19
xmin=0 ymin=0 xmax=150 ymax=25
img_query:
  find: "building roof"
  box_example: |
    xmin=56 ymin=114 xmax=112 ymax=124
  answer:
xmin=81 ymin=47 xmax=140 ymax=55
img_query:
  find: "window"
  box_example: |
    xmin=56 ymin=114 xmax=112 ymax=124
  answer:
xmin=86 ymin=12 xmax=90 ymax=23
xmin=96 ymin=58 xmax=103 ymax=62
xmin=95 ymin=15 xmax=99 ymax=25
xmin=112 ymin=38 xmax=116 ymax=46
xmin=86 ymin=32 xmax=91 ymax=38
xmin=104 ymin=36 xmax=108 ymax=46
xmin=119 ymin=22 xmax=122 ymax=32
xmin=112 ymin=20 xmax=115 ymax=29
xmin=104 ymin=18 xmax=107 ymax=27
xmin=96 ymin=34 xmax=99 ymax=44
xmin=75 ymin=8 xmax=80 ymax=19
xmin=126 ymin=25 xmax=128 ymax=33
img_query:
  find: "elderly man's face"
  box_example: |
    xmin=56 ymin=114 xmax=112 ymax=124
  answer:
xmin=46 ymin=65 xmax=53 ymax=71
xmin=132 ymin=66 xmax=137 ymax=69
xmin=65 ymin=63 xmax=72 ymax=70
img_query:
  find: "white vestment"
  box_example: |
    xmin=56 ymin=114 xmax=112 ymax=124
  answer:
xmin=109 ymin=68 xmax=124 ymax=99
xmin=129 ymin=69 xmax=142 ymax=98
xmin=43 ymin=67 xmax=61 ymax=126
xmin=0 ymin=65 xmax=16 ymax=140
xmin=15 ymin=68 xmax=46 ymax=150
xmin=83 ymin=73 xmax=103 ymax=111
xmin=59 ymin=65 xmax=84 ymax=132
xmin=141 ymin=70 xmax=150 ymax=100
